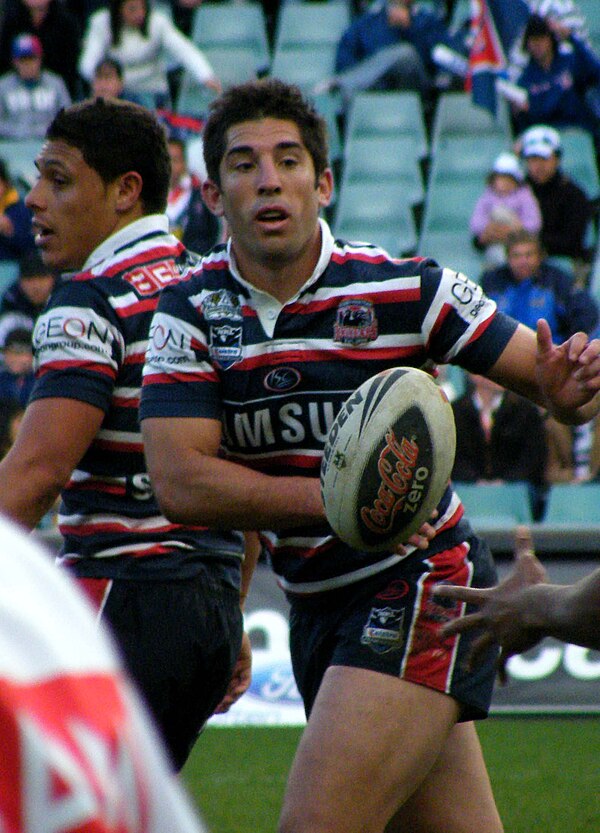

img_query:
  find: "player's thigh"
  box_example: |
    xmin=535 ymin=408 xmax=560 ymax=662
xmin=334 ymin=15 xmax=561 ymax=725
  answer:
xmin=279 ymin=665 xmax=460 ymax=833
xmin=386 ymin=721 xmax=503 ymax=833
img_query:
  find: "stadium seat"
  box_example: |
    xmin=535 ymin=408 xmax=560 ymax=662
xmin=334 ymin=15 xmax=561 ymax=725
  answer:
xmin=0 ymin=260 xmax=19 ymax=299
xmin=341 ymin=134 xmax=425 ymax=206
xmin=453 ymin=481 xmax=534 ymax=527
xmin=559 ymin=127 xmax=600 ymax=200
xmin=430 ymin=91 xmax=512 ymax=151
xmin=0 ymin=139 xmax=43 ymax=191
xmin=191 ymin=2 xmax=270 ymax=71
xmin=542 ymin=482 xmax=600 ymax=526
xmin=577 ymin=0 xmax=600 ymax=51
xmin=333 ymin=182 xmax=418 ymax=257
xmin=273 ymin=1 xmax=350 ymax=53
xmin=269 ymin=43 xmax=338 ymax=94
xmin=313 ymin=91 xmax=344 ymax=164
xmin=344 ymin=91 xmax=429 ymax=161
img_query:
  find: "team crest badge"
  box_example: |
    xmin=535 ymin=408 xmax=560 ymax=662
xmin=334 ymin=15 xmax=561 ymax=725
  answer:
xmin=209 ymin=323 xmax=243 ymax=369
xmin=334 ymin=300 xmax=378 ymax=345
xmin=202 ymin=289 xmax=243 ymax=321
xmin=360 ymin=607 xmax=404 ymax=654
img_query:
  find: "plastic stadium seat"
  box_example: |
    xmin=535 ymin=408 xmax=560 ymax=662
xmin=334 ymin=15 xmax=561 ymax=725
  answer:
xmin=0 ymin=260 xmax=19 ymax=299
xmin=429 ymin=134 xmax=509 ymax=179
xmin=542 ymin=483 xmax=600 ymax=526
xmin=0 ymin=139 xmax=43 ymax=191
xmin=269 ymin=43 xmax=338 ymax=93
xmin=453 ymin=481 xmax=533 ymax=527
xmin=273 ymin=1 xmax=350 ymax=52
xmin=333 ymin=182 xmax=418 ymax=257
xmin=341 ymin=134 xmax=425 ymax=206
xmin=577 ymin=0 xmax=600 ymax=50
xmin=191 ymin=2 xmax=270 ymax=70
xmin=313 ymin=91 xmax=344 ymax=164
xmin=344 ymin=91 xmax=429 ymax=160
xmin=559 ymin=127 xmax=600 ymax=199
xmin=176 ymin=45 xmax=266 ymax=115
xmin=430 ymin=92 xmax=512 ymax=151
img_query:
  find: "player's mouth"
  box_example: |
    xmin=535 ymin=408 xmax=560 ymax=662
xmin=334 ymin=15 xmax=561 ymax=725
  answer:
xmin=32 ymin=220 xmax=54 ymax=247
xmin=255 ymin=205 xmax=290 ymax=229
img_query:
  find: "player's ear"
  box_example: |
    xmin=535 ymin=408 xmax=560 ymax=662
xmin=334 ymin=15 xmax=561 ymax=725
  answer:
xmin=115 ymin=171 xmax=144 ymax=213
xmin=317 ymin=168 xmax=334 ymax=209
xmin=202 ymin=178 xmax=224 ymax=217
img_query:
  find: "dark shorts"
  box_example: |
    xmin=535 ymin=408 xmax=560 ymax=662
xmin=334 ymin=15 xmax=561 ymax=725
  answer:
xmin=77 ymin=564 xmax=243 ymax=771
xmin=288 ymin=536 xmax=498 ymax=722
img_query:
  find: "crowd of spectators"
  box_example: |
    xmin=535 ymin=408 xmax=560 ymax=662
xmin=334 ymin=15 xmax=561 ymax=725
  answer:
xmin=1 ymin=0 xmax=600 ymax=524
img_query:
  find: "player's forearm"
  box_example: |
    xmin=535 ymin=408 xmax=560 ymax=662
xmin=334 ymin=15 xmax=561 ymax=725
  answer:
xmin=0 ymin=451 xmax=62 ymax=530
xmin=152 ymin=452 xmax=326 ymax=531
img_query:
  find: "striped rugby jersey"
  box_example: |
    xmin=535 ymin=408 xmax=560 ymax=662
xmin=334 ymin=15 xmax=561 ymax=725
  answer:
xmin=140 ymin=220 xmax=518 ymax=594
xmin=31 ymin=215 xmax=244 ymax=578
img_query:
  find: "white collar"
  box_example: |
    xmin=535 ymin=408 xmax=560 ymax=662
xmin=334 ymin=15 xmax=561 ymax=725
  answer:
xmin=81 ymin=214 xmax=170 ymax=272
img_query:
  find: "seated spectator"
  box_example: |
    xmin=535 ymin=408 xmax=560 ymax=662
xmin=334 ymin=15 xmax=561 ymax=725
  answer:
xmin=0 ymin=34 xmax=71 ymax=140
xmin=315 ymin=0 xmax=469 ymax=106
xmin=481 ymin=229 xmax=599 ymax=342
xmin=0 ymin=326 xmax=34 ymax=407
xmin=91 ymin=56 xmax=124 ymax=99
xmin=167 ymin=137 xmax=221 ymax=255
xmin=518 ymin=124 xmax=594 ymax=266
xmin=78 ymin=0 xmax=221 ymax=110
xmin=0 ymin=158 xmax=35 ymax=263
xmin=0 ymin=250 xmax=56 ymax=340
xmin=0 ymin=397 xmax=24 ymax=459
xmin=0 ymin=0 xmax=82 ymax=99
xmin=451 ymin=373 xmax=548 ymax=520
xmin=470 ymin=151 xmax=542 ymax=268
xmin=509 ymin=14 xmax=600 ymax=140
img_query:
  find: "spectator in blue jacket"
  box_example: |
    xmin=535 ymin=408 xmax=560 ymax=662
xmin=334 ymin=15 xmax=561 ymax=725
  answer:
xmin=511 ymin=14 xmax=600 ymax=139
xmin=0 ymin=158 xmax=35 ymax=263
xmin=315 ymin=0 xmax=468 ymax=105
xmin=481 ymin=229 xmax=598 ymax=343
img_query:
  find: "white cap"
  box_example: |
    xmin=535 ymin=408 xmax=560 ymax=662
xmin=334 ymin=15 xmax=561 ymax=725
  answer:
xmin=521 ymin=124 xmax=562 ymax=158
xmin=492 ymin=152 xmax=524 ymax=182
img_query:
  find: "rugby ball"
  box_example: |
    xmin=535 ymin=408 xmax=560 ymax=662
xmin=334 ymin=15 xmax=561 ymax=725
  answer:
xmin=320 ymin=367 xmax=456 ymax=552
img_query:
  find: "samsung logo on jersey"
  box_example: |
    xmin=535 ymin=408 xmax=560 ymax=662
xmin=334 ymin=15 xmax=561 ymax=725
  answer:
xmin=263 ymin=367 xmax=301 ymax=392
xmin=223 ymin=399 xmax=338 ymax=448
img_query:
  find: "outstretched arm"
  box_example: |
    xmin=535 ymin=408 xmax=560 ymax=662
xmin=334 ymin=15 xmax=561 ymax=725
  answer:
xmin=434 ymin=527 xmax=600 ymax=681
xmin=488 ymin=319 xmax=600 ymax=424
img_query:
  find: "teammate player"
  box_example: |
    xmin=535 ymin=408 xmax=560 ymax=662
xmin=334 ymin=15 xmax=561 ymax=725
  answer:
xmin=0 ymin=98 xmax=258 ymax=772
xmin=0 ymin=512 xmax=208 ymax=832
xmin=139 ymin=79 xmax=600 ymax=833
xmin=435 ymin=525 xmax=600 ymax=671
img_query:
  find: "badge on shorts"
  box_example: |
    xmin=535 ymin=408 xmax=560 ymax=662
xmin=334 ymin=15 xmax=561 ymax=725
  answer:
xmin=209 ymin=323 xmax=243 ymax=369
xmin=360 ymin=607 xmax=404 ymax=654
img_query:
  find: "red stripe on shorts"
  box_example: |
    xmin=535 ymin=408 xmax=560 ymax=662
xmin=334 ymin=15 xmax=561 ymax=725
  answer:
xmin=76 ymin=577 xmax=113 ymax=618
xmin=402 ymin=543 xmax=472 ymax=693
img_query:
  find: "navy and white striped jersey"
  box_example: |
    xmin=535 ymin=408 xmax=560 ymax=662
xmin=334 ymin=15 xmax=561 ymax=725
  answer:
xmin=140 ymin=220 xmax=518 ymax=593
xmin=31 ymin=215 xmax=244 ymax=578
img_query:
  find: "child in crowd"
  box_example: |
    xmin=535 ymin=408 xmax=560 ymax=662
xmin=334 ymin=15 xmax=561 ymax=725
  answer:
xmin=470 ymin=152 xmax=542 ymax=268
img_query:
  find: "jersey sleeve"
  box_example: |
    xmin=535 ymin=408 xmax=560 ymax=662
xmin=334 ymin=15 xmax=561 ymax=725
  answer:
xmin=419 ymin=263 xmax=519 ymax=371
xmin=30 ymin=278 xmax=125 ymax=412
xmin=140 ymin=281 xmax=222 ymax=421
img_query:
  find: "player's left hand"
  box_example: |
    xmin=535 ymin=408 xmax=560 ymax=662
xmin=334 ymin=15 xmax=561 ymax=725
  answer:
xmin=213 ymin=631 xmax=252 ymax=714
xmin=433 ymin=526 xmax=548 ymax=682
xmin=536 ymin=319 xmax=600 ymax=420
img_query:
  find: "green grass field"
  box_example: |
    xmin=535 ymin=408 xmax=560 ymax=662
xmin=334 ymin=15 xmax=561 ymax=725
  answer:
xmin=182 ymin=718 xmax=600 ymax=832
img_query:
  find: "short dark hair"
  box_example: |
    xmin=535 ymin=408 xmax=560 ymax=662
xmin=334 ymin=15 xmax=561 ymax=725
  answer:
xmin=506 ymin=229 xmax=544 ymax=254
xmin=0 ymin=158 xmax=11 ymax=184
xmin=203 ymin=78 xmax=329 ymax=187
xmin=523 ymin=14 xmax=558 ymax=50
xmin=94 ymin=57 xmax=123 ymax=79
xmin=46 ymin=98 xmax=170 ymax=213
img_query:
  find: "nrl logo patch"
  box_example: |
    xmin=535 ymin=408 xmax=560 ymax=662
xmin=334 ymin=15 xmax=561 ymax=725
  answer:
xmin=360 ymin=607 xmax=404 ymax=654
xmin=202 ymin=289 xmax=243 ymax=321
xmin=334 ymin=299 xmax=378 ymax=345
xmin=209 ymin=323 xmax=243 ymax=369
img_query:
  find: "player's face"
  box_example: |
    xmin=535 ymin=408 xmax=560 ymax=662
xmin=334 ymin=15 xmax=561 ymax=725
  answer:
xmin=26 ymin=140 xmax=124 ymax=271
xmin=203 ymin=118 xmax=332 ymax=279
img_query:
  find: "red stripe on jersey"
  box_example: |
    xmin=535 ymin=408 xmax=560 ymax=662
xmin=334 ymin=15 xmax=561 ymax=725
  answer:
xmin=65 ymin=480 xmax=127 ymax=496
xmin=236 ymin=343 xmax=423 ymax=372
xmin=464 ymin=312 xmax=496 ymax=345
xmin=142 ymin=370 xmax=216 ymax=386
xmin=403 ymin=543 xmax=471 ymax=692
xmin=37 ymin=361 xmax=117 ymax=379
xmin=124 ymin=353 xmax=145 ymax=365
xmin=115 ymin=297 xmax=158 ymax=318
xmin=60 ymin=519 xmax=181 ymax=536
xmin=113 ymin=396 xmax=139 ymax=408
xmin=226 ymin=452 xmax=321 ymax=471
xmin=94 ymin=439 xmax=143 ymax=453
